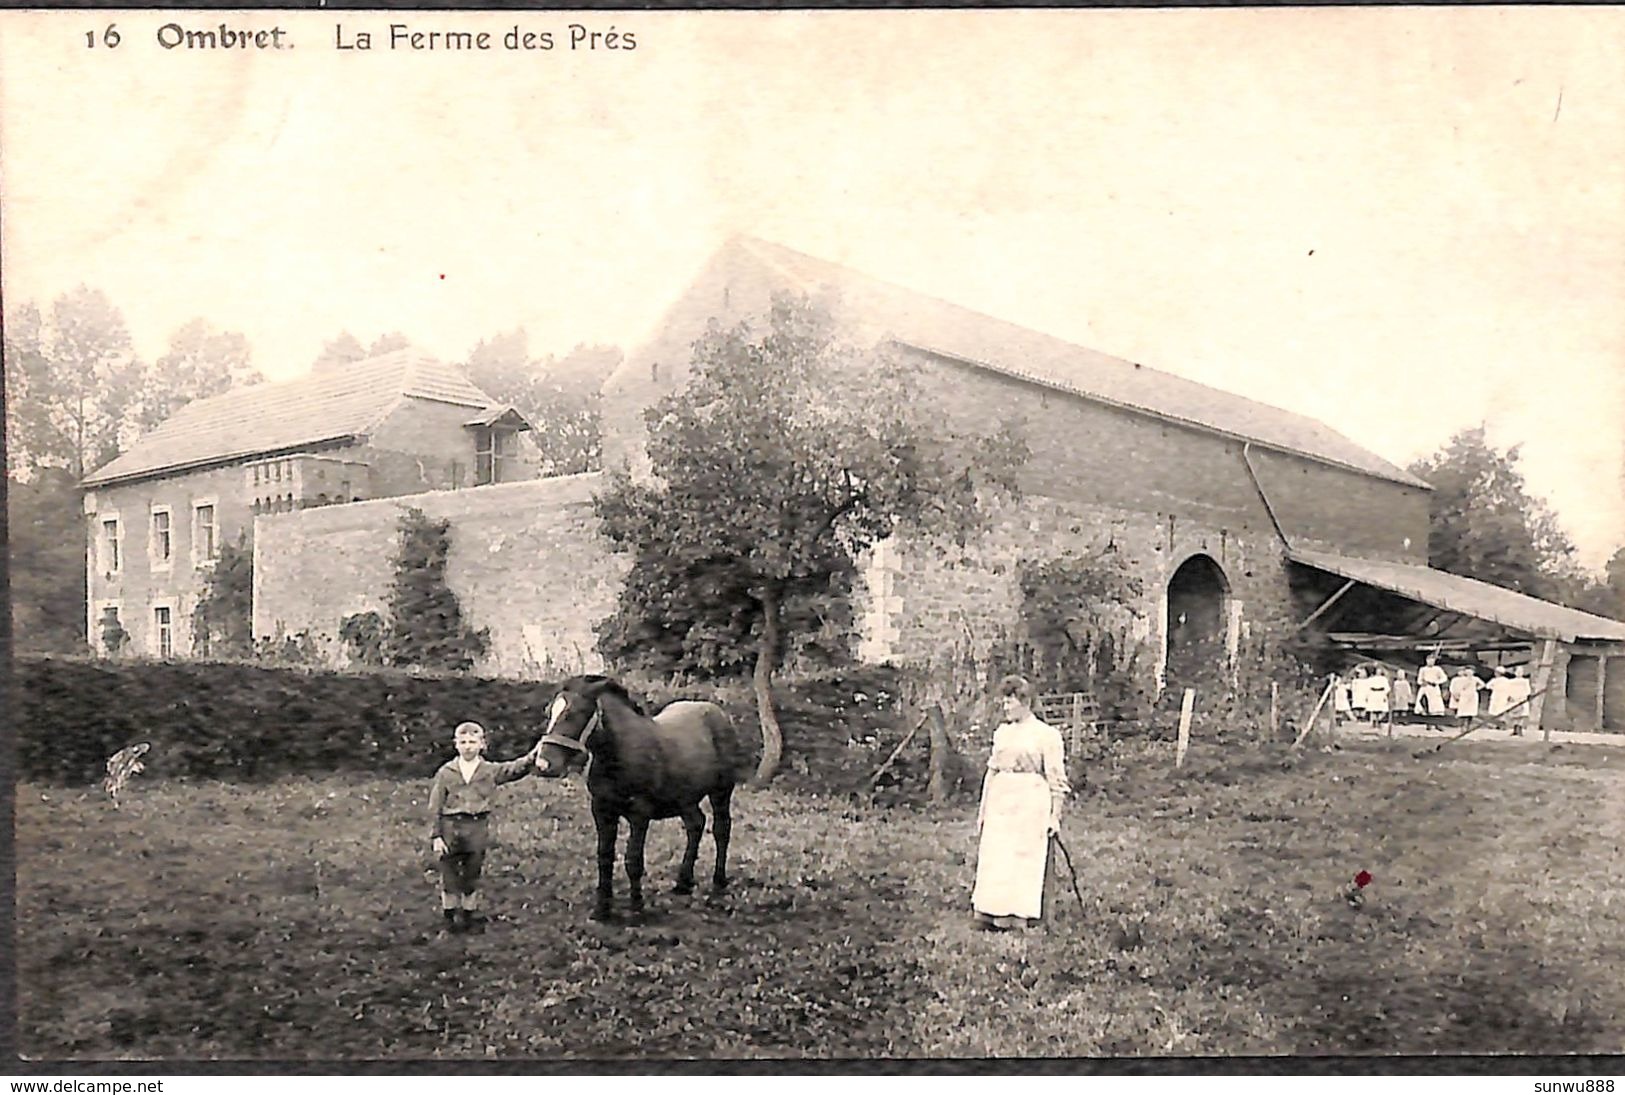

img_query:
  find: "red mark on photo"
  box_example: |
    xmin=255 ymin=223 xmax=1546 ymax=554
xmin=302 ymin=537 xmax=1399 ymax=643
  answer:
xmin=1354 ymin=870 xmax=1373 ymax=888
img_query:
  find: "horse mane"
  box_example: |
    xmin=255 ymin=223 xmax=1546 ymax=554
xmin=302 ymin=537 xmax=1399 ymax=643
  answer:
xmin=573 ymin=675 xmax=648 ymax=717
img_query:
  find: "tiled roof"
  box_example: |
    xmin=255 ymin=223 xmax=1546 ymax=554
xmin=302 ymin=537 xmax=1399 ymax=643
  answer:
xmin=83 ymin=349 xmax=496 ymax=486
xmin=734 ymin=237 xmax=1430 ymax=489
xmin=1291 ymin=548 xmax=1625 ymax=642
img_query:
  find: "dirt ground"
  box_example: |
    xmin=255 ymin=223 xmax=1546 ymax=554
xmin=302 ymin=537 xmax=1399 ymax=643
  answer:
xmin=15 ymin=734 xmax=1624 ymax=1060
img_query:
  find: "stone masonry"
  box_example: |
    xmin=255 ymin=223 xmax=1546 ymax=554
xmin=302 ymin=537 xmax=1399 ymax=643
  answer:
xmin=253 ymin=473 xmax=622 ymax=676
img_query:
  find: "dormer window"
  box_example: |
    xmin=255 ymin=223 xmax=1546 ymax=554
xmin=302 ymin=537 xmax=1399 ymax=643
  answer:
xmin=475 ymin=426 xmax=518 ymax=486
xmin=465 ymin=405 xmax=533 ymax=487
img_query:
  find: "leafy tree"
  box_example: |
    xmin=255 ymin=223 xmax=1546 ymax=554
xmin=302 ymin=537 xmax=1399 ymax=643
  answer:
xmin=5 ymin=288 xmax=141 ymax=479
xmin=594 ymin=294 xmax=1028 ymax=781
xmin=382 ymin=507 xmax=489 ymax=671
xmin=368 ymin=332 xmax=412 ymax=356
xmin=1561 ymin=546 xmax=1625 ymax=621
xmin=312 ymin=331 xmax=367 ymax=372
xmin=1407 ymin=427 xmax=1579 ymax=602
xmin=7 ymin=467 xmax=88 ymax=653
xmin=137 ymin=319 xmax=263 ymax=432
xmin=339 ymin=611 xmax=389 ymax=666
xmin=191 ymin=536 xmax=255 ymax=658
xmin=1603 ymin=548 xmax=1625 ymax=620
xmin=96 ymin=605 xmax=130 ymax=656
xmin=463 ymin=331 xmax=619 ymax=475
xmin=1014 ymin=546 xmax=1150 ymax=719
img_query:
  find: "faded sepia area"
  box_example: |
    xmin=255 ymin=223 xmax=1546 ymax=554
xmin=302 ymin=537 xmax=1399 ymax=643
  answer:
xmin=5 ymin=8 xmax=1624 ymax=1062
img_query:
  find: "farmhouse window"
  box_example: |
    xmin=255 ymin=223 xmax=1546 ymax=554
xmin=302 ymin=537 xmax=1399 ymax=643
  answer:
xmin=151 ymin=508 xmax=172 ymax=567
xmin=101 ymin=517 xmax=122 ymax=575
xmin=475 ymin=426 xmax=518 ymax=486
xmin=193 ymin=502 xmax=217 ymax=562
xmin=153 ymin=606 xmax=173 ymax=658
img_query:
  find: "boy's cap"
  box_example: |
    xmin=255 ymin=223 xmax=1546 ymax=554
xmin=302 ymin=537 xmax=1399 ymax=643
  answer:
xmin=455 ymin=721 xmax=487 ymax=736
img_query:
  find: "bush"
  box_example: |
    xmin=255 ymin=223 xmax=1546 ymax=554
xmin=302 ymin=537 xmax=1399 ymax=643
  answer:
xmin=12 ymin=656 xmax=905 ymax=792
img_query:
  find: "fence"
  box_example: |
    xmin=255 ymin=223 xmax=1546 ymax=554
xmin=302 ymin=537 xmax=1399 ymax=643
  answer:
xmin=1035 ymin=690 xmax=1101 ymax=752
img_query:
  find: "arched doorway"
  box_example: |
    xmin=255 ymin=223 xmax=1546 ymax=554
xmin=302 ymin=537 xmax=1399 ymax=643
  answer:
xmin=1165 ymin=553 xmax=1230 ymax=681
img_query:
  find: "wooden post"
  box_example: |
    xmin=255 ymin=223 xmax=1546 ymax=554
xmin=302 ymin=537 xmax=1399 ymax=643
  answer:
xmin=1176 ymin=688 xmax=1195 ymax=768
xmin=925 ymin=705 xmax=952 ymax=803
xmin=1531 ymin=639 xmax=1558 ymax=742
xmin=1071 ymin=693 xmax=1083 ymax=752
xmin=1595 ymin=656 xmax=1608 ymax=735
xmin=1294 ymin=680 xmax=1335 ymax=749
xmin=869 ymin=715 xmax=926 ymax=788
xmin=1268 ymin=682 xmax=1279 ymax=742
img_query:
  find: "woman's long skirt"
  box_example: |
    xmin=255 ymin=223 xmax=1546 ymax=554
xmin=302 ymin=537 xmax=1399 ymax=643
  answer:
xmin=972 ymin=772 xmax=1053 ymax=922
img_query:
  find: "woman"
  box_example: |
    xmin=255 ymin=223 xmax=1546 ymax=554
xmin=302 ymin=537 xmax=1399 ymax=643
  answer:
xmin=972 ymin=675 xmax=1070 ymax=931
xmin=1416 ymin=654 xmax=1449 ymax=716
xmin=1449 ymin=665 xmax=1483 ymax=723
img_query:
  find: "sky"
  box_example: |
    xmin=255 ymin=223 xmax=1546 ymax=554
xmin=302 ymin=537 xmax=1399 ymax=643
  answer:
xmin=3 ymin=8 xmax=1622 ymax=568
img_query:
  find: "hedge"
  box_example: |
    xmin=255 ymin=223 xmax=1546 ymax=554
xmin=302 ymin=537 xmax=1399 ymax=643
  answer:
xmin=12 ymin=655 xmax=907 ymax=792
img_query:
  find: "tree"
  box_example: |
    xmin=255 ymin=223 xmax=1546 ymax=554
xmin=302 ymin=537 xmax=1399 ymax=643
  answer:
xmin=462 ymin=331 xmax=620 ymax=476
xmin=4 ymin=288 xmax=141 ymax=479
xmin=594 ymin=294 xmax=1028 ymax=781
xmin=382 ymin=507 xmax=490 ymax=671
xmin=312 ymin=332 xmax=367 ymax=372
xmin=191 ymin=536 xmax=254 ymax=658
xmin=7 ymin=467 xmax=88 ymax=653
xmin=1563 ymin=546 xmax=1625 ymax=621
xmin=1407 ymin=427 xmax=1579 ymax=602
xmin=367 ymin=332 xmax=411 ymax=356
xmin=137 ymin=319 xmax=263 ymax=432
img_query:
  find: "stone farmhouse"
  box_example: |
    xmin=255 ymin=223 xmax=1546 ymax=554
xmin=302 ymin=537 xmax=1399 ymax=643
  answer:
xmin=79 ymin=348 xmax=544 ymax=657
xmin=96 ymin=238 xmax=1625 ymax=732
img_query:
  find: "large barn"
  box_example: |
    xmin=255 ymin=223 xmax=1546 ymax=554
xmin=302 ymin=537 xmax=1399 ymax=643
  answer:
xmin=247 ymin=237 xmax=1625 ymax=730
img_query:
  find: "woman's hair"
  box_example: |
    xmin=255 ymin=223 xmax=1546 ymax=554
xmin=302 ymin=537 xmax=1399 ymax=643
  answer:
xmin=994 ymin=674 xmax=1034 ymax=706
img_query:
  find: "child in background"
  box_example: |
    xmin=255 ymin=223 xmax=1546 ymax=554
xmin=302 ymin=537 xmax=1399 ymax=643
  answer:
xmin=428 ymin=721 xmax=541 ymax=934
xmin=1350 ymin=666 xmax=1372 ymax=723
xmin=1449 ymin=666 xmax=1483 ymax=726
xmin=1391 ymin=671 xmax=1415 ymax=723
xmin=1364 ymin=666 xmax=1391 ymax=726
xmin=1507 ymin=666 xmax=1534 ymax=736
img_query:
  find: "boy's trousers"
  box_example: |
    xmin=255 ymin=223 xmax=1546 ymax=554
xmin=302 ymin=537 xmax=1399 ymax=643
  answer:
xmin=439 ymin=814 xmax=490 ymax=899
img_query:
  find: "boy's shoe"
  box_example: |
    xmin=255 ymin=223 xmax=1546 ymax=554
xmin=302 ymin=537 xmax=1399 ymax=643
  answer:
xmin=466 ymin=913 xmax=488 ymax=935
xmin=453 ymin=909 xmax=471 ymax=933
xmin=442 ymin=909 xmax=460 ymax=933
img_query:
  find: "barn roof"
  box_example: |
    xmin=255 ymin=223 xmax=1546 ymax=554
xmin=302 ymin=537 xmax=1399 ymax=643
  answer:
xmin=734 ymin=237 xmax=1430 ymax=489
xmin=82 ymin=349 xmax=496 ymax=487
xmin=1290 ymin=548 xmax=1625 ymax=642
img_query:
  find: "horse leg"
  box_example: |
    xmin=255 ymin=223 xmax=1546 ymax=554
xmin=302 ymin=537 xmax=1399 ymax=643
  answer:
xmin=674 ymin=804 xmax=705 ymax=895
xmin=591 ymin=803 xmax=619 ymax=922
xmin=709 ymin=786 xmax=734 ymax=893
xmin=624 ymin=815 xmax=650 ymax=920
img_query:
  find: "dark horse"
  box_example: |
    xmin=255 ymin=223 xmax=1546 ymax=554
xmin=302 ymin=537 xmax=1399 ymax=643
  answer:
xmin=534 ymin=675 xmax=744 ymax=922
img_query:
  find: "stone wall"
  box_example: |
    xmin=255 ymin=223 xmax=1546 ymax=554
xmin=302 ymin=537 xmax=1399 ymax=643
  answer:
xmin=253 ymin=473 xmax=622 ymax=676
xmin=852 ymin=493 xmax=1298 ymax=684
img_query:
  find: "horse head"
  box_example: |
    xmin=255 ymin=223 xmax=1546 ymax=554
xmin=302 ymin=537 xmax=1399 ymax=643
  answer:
xmin=534 ymin=675 xmax=618 ymax=777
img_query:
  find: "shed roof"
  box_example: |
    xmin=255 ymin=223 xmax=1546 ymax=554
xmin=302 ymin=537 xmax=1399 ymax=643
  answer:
xmin=83 ymin=349 xmax=496 ymax=487
xmin=734 ymin=237 xmax=1429 ymax=489
xmin=1290 ymin=547 xmax=1625 ymax=642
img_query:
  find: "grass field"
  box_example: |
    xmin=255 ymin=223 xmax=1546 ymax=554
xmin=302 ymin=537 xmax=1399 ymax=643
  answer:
xmin=16 ymin=735 xmax=1625 ymax=1060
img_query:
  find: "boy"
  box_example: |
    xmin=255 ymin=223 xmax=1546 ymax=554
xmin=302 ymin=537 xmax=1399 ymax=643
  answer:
xmin=428 ymin=721 xmax=540 ymax=934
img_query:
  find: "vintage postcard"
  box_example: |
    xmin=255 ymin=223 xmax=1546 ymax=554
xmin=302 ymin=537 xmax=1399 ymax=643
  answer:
xmin=5 ymin=6 xmax=1623 ymax=1072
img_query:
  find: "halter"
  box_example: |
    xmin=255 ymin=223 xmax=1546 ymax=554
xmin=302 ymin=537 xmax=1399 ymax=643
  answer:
xmin=539 ymin=706 xmax=601 ymax=756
